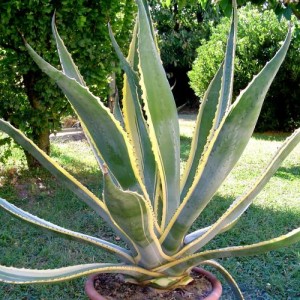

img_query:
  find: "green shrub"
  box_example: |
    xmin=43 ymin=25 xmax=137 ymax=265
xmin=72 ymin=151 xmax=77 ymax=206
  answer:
xmin=189 ymin=4 xmax=300 ymax=131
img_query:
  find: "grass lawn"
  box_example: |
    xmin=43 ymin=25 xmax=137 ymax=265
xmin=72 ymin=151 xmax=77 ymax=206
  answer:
xmin=0 ymin=126 xmax=299 ymax=299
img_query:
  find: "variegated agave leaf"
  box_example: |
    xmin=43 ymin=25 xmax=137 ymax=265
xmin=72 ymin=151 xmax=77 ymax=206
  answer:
xmin=108 ymin=23 xmax=157 ymax=211
xmin=136 ymin=0 xmax=181 ymax=230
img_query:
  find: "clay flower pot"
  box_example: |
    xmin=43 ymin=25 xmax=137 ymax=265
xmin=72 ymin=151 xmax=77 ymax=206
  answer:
xmin=85 ymin=267 xmax=222 ymax=300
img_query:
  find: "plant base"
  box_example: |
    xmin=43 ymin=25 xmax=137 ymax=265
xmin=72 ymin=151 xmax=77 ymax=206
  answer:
xmin=85 ymin=267 xmax=222 ymax=300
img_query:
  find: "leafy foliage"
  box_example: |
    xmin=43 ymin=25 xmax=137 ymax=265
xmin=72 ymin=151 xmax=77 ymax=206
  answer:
xmin=189 ymin=4 xmax=300 ymax=131
xmin=162 ymin=0 xmax=300 ymax=20
xmin=148 ymin=0 xmax=222 ymax=106
xmin=149 ymin=0 xmax=219 ymax=68
xmin=0 ymin=0 xmax=135 ymax=164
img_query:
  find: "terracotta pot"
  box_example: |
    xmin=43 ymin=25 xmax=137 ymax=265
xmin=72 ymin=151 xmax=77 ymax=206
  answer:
xmin=85 ymin=267 xmax=222 ymax=300
xmin=193 ymin=267 xmax=223 ymax=300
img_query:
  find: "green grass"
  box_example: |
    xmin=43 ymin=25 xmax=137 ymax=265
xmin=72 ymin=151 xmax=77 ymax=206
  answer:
xmin=0 ymin=131 xmax=299 ymax=299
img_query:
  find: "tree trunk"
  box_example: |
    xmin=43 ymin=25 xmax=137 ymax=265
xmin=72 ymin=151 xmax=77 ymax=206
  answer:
xmin=108 ymin=71 xmax=116 ymax=113
xmin=23 ymin=71 xmax=51 ymax=169
xmin=24 ymin=127 xmax=50 ymax=169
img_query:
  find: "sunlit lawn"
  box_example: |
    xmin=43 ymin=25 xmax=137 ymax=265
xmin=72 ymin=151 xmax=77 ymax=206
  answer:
xmin=0 ymin=121 xmax=299 ymax=299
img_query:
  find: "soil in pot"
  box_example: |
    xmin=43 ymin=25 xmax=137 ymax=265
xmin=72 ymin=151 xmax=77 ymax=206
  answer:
xmin=91 ymin=269 xmax=218 ymax=300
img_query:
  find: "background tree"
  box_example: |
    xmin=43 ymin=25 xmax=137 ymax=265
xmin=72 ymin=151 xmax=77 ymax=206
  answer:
xmin=149 ymin=0 xmax=222 ymax=107
xmin=189 ymin=4 xmax=300 ymax=131
xmin=162 ymin=0 xmax=300 ymax=19
xmin=0 ymin=0 xmax=135 ymax=168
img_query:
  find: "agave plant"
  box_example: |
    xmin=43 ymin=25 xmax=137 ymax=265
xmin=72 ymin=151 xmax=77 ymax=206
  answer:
xmin=0 ymin=0 xmax=299 ymax=298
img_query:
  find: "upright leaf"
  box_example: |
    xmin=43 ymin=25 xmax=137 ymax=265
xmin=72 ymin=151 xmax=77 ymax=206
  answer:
xmin=109 ymin=23 xmax=157 ymax=204
xmin=181 ymin=1 xmax=237 ymax=201
xmin=180 ymin=64 xmax=224 ymax=200
xmin=52 ymin=16 xmax=105 ymax=172
xmin=215 ymin=0 xmax=237 ymax=125
xmin=141 ymin=0 xmax=158 ymax=47
xmin=51 ymin=15 xmax=86 ymax=85
xmin=112 ymin=91 xmax=125 ymax=128
xmin=136 ymin=0 xmax=180 ymax=228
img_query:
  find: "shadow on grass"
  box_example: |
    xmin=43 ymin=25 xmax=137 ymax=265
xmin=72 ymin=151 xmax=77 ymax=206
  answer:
xmin=274 ymin=166 xmax=300 ymax=180
xmin=253 ymin=132 xmax=289 ymax=141
xmin=180 ymin=135 xmax=192 ymax=161
xmin=0 ymin=165 xmax=102 ymax=206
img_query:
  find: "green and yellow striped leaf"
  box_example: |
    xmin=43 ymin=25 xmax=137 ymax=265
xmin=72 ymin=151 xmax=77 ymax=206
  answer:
xmin=137 ymin=0 xmax=180 ymax=228
xmin=0 ymin=263 xmax=162 ymax=284
xmin=181 ymin=1 xmax=237 ymax=201
xmin=109 ymin=23 xmax=157 ymax=204
xmin=215 ymin=0 xmax=237 ymax=126
xmin=180 ymin=64 xmax=224 ymax=201
xmin=113 ymin=91 xmax=125 ymax=128
xmin=52 ymin=16 xmax=106 ymax=171
xmin=141 ymin=0 xmax=158 ymax=47
xmin=51 ymin=15 xmax=85 ymax=85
